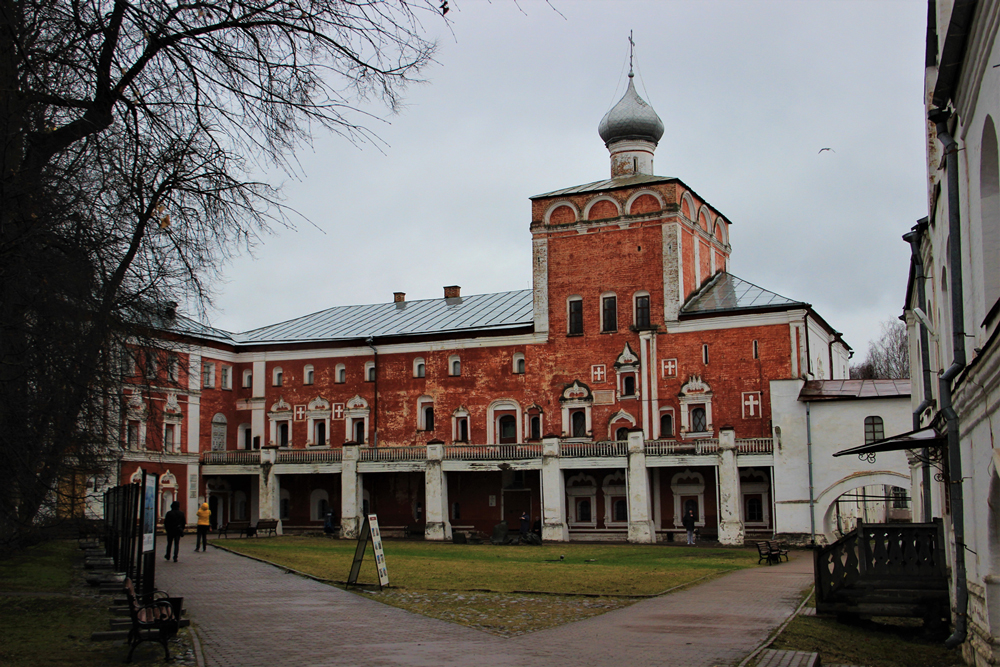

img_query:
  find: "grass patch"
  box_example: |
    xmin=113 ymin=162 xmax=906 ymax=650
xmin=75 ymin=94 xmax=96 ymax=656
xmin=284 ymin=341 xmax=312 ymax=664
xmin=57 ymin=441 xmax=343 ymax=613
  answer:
xmin=218 ymin=536 xmax=758 ymax=635
xmin=771 ymin=602 xmax=965 ymax=667
xmin=0 ymin=540 xmax=193 ymax=666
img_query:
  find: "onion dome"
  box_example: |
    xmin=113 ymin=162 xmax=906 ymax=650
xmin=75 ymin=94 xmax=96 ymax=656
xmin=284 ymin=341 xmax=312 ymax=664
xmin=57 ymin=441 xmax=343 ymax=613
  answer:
xmin=598 ymin=73 xmax=664 ymax=146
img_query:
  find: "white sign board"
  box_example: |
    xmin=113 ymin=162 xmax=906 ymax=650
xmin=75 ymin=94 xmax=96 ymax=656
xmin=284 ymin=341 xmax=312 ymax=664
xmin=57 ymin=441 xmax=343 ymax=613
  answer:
xmin=368 ymin=514 xmax=389 ymax=588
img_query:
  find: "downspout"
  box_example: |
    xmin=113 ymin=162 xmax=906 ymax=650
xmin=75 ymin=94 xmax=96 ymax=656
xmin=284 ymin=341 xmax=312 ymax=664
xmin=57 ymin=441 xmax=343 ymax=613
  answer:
xmin=904 ymin=225 xmax=936 ymax=522
xmin=806 ymin=400 xmax=816 ymax=546
xmin=803 ymin=314 xmax=812 ymax=377
xmin=931 ymin=110 xmax=969 ymax=649
xmin=367 ymin=336 xmax=378 ymax=448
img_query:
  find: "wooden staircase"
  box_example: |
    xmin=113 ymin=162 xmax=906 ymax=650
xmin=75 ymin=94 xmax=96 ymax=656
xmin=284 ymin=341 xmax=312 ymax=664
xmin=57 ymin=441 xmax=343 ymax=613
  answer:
xmin=814 ymin=519 xmax=949 ymax=619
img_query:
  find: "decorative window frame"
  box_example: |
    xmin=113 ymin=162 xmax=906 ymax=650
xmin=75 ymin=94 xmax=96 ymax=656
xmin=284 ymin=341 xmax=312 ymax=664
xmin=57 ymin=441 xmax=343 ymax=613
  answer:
xmin=242 ymin=369 xmax=253 ymax=388
xmin=417 ymin=395 xmax=434 ymax=432
xmin=740 ymin=468 xmax=771 ymax=528
xmin=486 ymin=399 xmax=522 ymax=445
xmin=603 ymin=471 xmax=628 ymax=527
xmin=163 ymin=392 xmax=183 ymax=453
xmin=158 ymin=471 xmax=178 ymax=518
xmin=413 ymin=357 xmax=426 ymax=378
xmin=614 ymin=343 xmax=640 ymax=400
xmin=167 ymin=354 xmax=180 ymax=382
xmin=267 ymin=397 xmax=292 ymax=447
xmin=306 ymin=396 xmax=331 ymax=447
xmin=125 ymin=391 xmax=148 ymax=449
xmin=671 ymin=469 xmax=706 ymax=528
xmin=657 ymin=407 xmax=675 ymax=439
xmin=448 ymin=355 xmax=461 ymax=377
xmin=678 ymin=376 xmax=713 ymax=439
xmin=512 ymin=353 xmax=525 ymax=375
xmin=608 ymin=409 xmax=636 ymax=440
xmin=303 ymin=364 xmax=315 ymax=385
xmin=220 ymin=365 xmax=232 ymax=390
xmin=335 ymin=363 xmax=346 ymax=384
xmin=272 ymin=366 xmax=283 ymax=387
xmin=364 ymin=361 xmax=375 ymax=382
xmin=566 ymin=473 xmax=598 ymax=528
xmin=524 ymin=404 xmax=544 ymax=441
xmin=451 ymin=406 xmax=471 ymax=443
xmin=211 ymin=412 xmax=228 ymax=451
xmin=202 ymin=362 xmax=216 ymax=388
xmin=344 ymin=395 xmax=370 ymax=444
xmin=560 ymin=380 xmax=593 ymax=440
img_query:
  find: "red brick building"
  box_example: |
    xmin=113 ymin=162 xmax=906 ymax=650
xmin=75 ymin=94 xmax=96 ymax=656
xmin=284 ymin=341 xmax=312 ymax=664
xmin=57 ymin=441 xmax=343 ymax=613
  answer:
xmin=117 ymin=70 xmax=850 ymax=544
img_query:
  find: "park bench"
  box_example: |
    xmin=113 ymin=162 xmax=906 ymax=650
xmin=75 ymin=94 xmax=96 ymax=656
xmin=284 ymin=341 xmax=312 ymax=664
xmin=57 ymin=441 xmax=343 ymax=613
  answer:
xmin=254 ymin=519 xmax=279 ymax=537
xmin=123 ymin=578 xmax=180 ymax=663
xmin=767 ymin=540 xmax=790 ymax=562
xmin=756 ymin=541 xmax=781 ymax=565
xmin=219 ymin=520 xmax=252 ymax=538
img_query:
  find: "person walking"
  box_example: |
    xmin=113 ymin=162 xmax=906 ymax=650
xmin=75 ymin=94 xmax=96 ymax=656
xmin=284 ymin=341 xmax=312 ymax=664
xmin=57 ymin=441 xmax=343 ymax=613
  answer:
xmin=682 ymin=508 xmax=697 ymax=545
xmin=195 ymin=501 xmax=211 ymax=552
xmin=163 ymin=501 xmax=186 ymax=562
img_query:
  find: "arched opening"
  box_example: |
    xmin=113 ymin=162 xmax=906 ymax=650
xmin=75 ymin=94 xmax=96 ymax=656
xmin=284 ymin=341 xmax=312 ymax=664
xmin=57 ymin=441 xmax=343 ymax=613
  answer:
xmin=530 ymin=416 xmax=540 ymax=440
xmin=660 ymin=412 xmax=674 ymax=438
xmin=615 ymin=426 xmax=630 ymax=441
xmin=353 ymin=420 xmax=365 ymax=444
xmin=982 ymin=116 xmax=1000 ymax=311
xmin=314 ymin=421 xmax=326 ymax=447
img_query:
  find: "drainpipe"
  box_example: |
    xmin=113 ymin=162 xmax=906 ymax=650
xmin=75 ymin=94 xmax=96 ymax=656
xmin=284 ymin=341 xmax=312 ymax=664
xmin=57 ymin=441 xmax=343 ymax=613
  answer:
xmin=803 ymin=314 xmax=812 ymax=377
xmin=931 ymin=110 xmax=969 ymax=649
xmin=806 ymin=400 xmax=816 ymax=546
xmin=904 ymin=225 xmax=936 ymax=522
xmin=367 ymin=336 xmax=378 ymax=448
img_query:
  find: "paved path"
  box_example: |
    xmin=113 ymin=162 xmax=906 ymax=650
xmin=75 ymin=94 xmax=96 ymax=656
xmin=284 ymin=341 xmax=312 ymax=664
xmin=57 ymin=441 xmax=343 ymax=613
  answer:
xmin=156 ymin=539 xmax=813 ymax=667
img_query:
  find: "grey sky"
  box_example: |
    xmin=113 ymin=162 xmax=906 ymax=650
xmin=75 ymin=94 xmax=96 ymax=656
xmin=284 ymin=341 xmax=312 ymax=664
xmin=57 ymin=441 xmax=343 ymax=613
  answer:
xmin=205 ymin=0 xmax=928 ymax=360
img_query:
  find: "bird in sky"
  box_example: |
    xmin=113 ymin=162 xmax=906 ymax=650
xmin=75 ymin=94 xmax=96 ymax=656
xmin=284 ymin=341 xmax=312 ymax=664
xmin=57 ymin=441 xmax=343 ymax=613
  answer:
xmin=818 ymin=147 xmax=835 ymax=154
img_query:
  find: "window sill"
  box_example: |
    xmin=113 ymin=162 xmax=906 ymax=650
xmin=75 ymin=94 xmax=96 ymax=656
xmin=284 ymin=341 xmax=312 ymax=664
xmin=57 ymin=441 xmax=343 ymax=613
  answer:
xmin=600 ymin=330 xmax=618 ymax=334
xmin=566 ymin=333 xmax=584 ymax=338
xmin=683 ymin=431 xmax=713 ymax=439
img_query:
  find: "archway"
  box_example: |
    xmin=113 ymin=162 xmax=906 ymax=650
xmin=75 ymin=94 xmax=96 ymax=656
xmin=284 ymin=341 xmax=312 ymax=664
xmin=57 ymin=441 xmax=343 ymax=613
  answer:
xmin=815 ymin=471 xmax=911 ymax=543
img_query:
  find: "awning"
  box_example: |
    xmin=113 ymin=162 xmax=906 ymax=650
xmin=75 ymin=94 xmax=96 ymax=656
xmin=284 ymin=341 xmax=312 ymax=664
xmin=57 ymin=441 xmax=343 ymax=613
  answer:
xmin=832 ymin=427 xmax=946 ymax=457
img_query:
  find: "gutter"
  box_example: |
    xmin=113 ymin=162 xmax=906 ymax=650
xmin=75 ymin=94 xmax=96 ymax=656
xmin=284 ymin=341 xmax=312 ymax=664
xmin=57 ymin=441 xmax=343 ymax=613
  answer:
xmin=931 ymin=109 xmax=969 ymax=649
xmin=806 ymin=400 xmax=816 ymax=546
xmin=904 ymin=222 xmax=936 ymax=522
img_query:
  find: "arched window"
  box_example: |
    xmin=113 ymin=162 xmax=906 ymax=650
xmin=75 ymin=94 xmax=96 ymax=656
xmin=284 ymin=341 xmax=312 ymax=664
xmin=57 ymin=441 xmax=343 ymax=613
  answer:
xmin=365 ymin=361 xmax=375 ymax=382
xmin=424 ymin=406 xmax=435 ymax=432
xmin=353 ymin=420 xmax=365 ymax=444
xmin=272 ymin=367 xmax=283 ymax=387
xmin=336 ymin=364 xmax=346 ymax=383
xmin=530 ymin=416 xmax=541 ymax=440
xmin=314 ymin=421 xmax=326 ymax=447
xmin=981 ymin=116 xmax=1000 ymax=311
xmin=303 ymin=364 xmax=314 ymax=385
xmin=414 ymin=358 xmax=425 ymax=378
xmin=572 ymin=411 xmax=587 ymax=438
xmin=277 ymin=422 xmax=289 ymax=447
xmin=660 ymin=412 xmax=674 ymax=438
xmin=864 ymin=416 xmax=884 ymax=444
xmin=458 ymin=418 xmax=469 ymax=443
xmin=498 ymin=415 xmax=517 ymax=443
xmin=513 ymin=353 xmax=525 ymax=374
xmin=242 ymin=369 xmax=252 ymax=388
xmin=615 ymin=426 xmax=630 ymax=442
xmin=450 ymin=356 xmax=461 ymax=376
xmin=211 ymin=413 xmax=227 ymax=451
xmin=691 ymin=407 xmax=707 ymax=433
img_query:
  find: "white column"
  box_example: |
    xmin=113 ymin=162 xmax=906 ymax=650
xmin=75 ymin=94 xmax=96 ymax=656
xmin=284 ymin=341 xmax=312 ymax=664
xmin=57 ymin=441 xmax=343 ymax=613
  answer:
xmin=626 ymin=429 xmax=655 ymax=543
xmin=340 ymin=445 xmax=362 ymax=538
xmin=541 ymin=437 xmax=568 ymax=541
xmin=717 ymin=427 xmax=745 ymax=545
xmin=258 ymin=447 xmax=279 ymax=524
xmin=424 ymin=442 xmax=451 ymax=541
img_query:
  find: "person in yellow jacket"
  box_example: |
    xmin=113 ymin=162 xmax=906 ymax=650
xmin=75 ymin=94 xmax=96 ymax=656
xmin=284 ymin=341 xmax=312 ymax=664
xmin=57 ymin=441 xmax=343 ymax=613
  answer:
xmin=195 ymin=502 xmax=211 ymax=552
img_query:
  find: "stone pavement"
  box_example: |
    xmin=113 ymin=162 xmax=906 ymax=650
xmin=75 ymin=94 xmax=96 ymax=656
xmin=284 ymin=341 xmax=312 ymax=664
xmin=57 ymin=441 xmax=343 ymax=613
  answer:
xmin=156 ymin=538 xmax=813 ymax=667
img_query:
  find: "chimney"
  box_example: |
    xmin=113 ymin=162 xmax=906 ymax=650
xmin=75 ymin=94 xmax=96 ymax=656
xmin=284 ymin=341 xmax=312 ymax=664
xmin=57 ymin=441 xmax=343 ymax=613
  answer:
xmin=444 ymin=285 xmax=461 ymax=299
xmin=393 ymin=292 xmax=406 ymax=303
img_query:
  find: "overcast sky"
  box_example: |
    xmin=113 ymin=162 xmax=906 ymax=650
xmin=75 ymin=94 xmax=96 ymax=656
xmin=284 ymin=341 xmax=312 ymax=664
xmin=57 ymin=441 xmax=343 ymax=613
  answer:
xmin=203 ymin=0 xmax=928 ymax=361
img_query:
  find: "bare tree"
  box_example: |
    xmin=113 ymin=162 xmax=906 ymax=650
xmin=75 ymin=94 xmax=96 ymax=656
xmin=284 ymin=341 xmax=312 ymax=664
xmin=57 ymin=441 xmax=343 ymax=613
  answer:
xmin=0 ymin=0 xmax=441 ymax=551
xmin=850 ymin=319 xmax=910 ymax=379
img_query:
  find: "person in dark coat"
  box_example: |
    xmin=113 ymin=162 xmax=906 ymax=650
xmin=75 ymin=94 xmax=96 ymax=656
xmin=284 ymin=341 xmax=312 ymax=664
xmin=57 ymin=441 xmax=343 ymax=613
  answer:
xmin=519 ymin=511 xmax=530 ymax=536
xmin=163 ymin=501 xmax=186 ymax=562
xmin=682 ymin=509 xmax=697 ymax=545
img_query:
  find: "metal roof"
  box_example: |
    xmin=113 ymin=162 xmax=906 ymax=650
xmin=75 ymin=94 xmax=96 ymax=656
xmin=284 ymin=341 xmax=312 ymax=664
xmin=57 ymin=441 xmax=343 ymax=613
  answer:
xmin=681 ymin=272 xmax=806 ymax=316
xmin=798 ymin=379 xmax=912 ymax=401
xmin=833 ymin=426 xmax=943 ymax=457
xmin=598 ymin=75 xmax=664 ymax=145
xmin=531 ymin=174 xmax=676 ymax=200
xmin=235 ymin=290 xmax=534 ymax=344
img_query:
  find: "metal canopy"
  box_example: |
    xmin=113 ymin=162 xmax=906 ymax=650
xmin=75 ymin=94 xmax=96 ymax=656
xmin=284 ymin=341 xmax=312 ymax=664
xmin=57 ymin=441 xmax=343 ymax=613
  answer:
xmin=832 ymin=427 xmax=946 ymax=458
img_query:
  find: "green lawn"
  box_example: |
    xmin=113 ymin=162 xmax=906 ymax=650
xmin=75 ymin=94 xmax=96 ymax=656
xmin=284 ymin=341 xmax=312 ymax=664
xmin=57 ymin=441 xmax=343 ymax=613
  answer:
xmin=0 ymin=540 xmax=193 ymax=666
xmin=217 ymin=536 xmax=760 ymax=635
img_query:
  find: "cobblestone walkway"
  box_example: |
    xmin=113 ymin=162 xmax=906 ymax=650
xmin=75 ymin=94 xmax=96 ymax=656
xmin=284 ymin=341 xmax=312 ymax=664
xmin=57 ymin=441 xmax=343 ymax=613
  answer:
xmin=156 ymin=539 xmax=813 ymax=667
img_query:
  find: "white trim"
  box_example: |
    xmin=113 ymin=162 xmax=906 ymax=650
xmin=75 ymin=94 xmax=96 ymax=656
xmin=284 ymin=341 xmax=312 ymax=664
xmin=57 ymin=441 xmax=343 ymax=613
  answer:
xmin=625 ymin=189 xmax=667 ymax=215
xmin=487 ymin=399 xmax=522 ymax=444
xmin=582 ymin=195 xmax=622 ymax=220
xmin=543 ymin=200 xmax=581 ymax=225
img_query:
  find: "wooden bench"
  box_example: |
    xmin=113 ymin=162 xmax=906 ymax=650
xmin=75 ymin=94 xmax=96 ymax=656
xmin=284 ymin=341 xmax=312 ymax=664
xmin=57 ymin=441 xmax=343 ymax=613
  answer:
xmin=254 ymin=519 xmax=279 ymax=537
xmin=219 ymin=520 xmax=252 ymax=538
xmin=124 ymin=578 xmax=179 ymax=663
xmin=756 ymin=541 xmax=781 ymax=565
xmin=768 ymin=540 xmax=790 ymax=562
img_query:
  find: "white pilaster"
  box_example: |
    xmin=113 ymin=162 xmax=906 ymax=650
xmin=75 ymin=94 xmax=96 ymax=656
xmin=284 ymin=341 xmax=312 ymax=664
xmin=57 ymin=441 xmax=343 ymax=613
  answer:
xmin=541 ymin=437 xmax=568 ymax=541
xmin=424 ymin=443 xmax=451 ymax=541
xmin=626 ymin=429 xmax=655 ymax=543
xmin=340 ymin=445 xmax=362 ymax=538
xmin=258 ymin=447 xmax=279 ymax=528
xmin=717 ymin=428 xmax=745 ymax=545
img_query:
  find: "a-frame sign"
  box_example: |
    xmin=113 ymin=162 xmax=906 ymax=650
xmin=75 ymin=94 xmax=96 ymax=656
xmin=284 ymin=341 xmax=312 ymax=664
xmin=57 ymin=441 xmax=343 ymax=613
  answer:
xmin=346 ymin=514 xmax=389 ymax=589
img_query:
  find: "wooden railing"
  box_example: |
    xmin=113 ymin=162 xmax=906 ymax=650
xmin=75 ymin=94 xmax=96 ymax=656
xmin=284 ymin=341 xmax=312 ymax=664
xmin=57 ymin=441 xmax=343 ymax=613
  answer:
xmin=814 ymin=519 xmax=947 ymax=614
xmin=736 ymin=438 xmax=773 ymax=454
xmin=560 ymin=441 xmax=628 ymax=457
xmin=201 ymin=450 xmax=260 ymax=465
xmin=444 ymin=444 xmax=543 ymax=460
xmin=277 ymin=449 xmax=343 ymax=464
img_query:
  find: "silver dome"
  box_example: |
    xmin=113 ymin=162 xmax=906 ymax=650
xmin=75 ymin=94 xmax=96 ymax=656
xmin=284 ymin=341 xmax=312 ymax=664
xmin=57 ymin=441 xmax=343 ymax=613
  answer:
xmin=598 ymin=75 xmax=664 ymax=145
